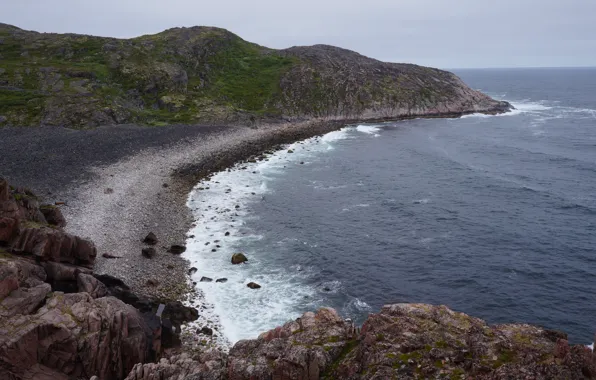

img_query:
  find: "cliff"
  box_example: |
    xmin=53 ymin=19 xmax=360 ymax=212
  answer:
xmin=1 ymin=178 xmax=594 ymax=380
xmin=0 ymin=23 xmax=510 ymax=128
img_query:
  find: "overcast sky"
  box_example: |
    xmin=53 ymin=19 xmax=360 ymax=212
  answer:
xmin=2 ymin=0 xmax=595 ymax=68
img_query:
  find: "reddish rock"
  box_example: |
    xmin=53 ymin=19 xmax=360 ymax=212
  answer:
xmin=77 ymin=273 xmax=108 ymax=298
xmin=10 ymin=227 xmax=97 ymax=268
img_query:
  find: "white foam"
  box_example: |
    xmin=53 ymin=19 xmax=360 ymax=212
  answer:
xmin=589 ymin=342 xmax=594 ymax=351
xmin=413 ymin=198 xmax=430 ymax=204
xmin=356 ymin=125 xmax=381 ymax=136
xmin=184 ymin=127 xmax=355 ymax=344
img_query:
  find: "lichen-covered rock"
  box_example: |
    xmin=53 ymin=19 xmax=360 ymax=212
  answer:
xmin=327 ymin=303 xmax=596 ymax=379
xmin=227 ymin=307 xmax=356 ymax=380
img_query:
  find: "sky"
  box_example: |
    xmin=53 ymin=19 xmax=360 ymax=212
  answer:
xmin=1 ymin=0 xmax=595 ymax=69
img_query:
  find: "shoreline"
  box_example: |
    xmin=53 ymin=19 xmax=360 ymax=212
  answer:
xmin=0 ymin=108 xmax=511 ymax=351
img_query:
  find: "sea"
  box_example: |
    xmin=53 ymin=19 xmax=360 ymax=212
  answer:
xmin=184 ymin=67 xmax=596 ymax=346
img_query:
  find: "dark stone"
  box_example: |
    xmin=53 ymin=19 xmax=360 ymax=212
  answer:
xmin=200 ymin=277 xmax=213 ymax=282
xmin=104 ymin=188 xmax=114 ymax=194
xmin=102 ymin=253 xmax=120 ymax=259
xmin=142 ymin=247 xmax=156 ymax=259
xmin=231 ymin=253 xmax=248 ymax=265
xmin=168 ymin=245 xmax=186 ymax=254
xmin=143 ymin=232 xmax=158 ymax=245
xmin=216 ymin=278 xmax=228 ymax=283
xmin=225 ymin=231 xmax=230 ymax=236
xmin=188 ymin=267 xmax=198 ymax=275
xmin=162 ymin=183 xmax=169 ymax=188
xmin=247 ymin=282 xmax=261 ymax=289
xmin=146 ymin=279 xmax=158 ymax=286
xmin=198 ymin=327 xmax=213 ymax=336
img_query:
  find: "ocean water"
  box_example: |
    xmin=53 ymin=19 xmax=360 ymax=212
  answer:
xmin=185 ymin=68 xmax=596 ymax=345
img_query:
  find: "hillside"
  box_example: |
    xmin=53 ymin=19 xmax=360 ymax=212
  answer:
xmin=0 ymin=23 xmax=509 ymax=128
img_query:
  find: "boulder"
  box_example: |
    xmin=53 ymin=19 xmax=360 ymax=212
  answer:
xmin=77 ymin=273 xmax=108 ymax=298
xmin=188 ymin=267 xmax=198 ymax=275
xmin=216 ymin=278 xmax=228 ymax=283
xmin=247 ymin=282 xmax=261 ymax=289
xmin=142 ymin=232 xmax=158 ymax=245
xmin=0 ymin=261 xmax=18 ymax=300
xmin=200 ymin=276 xmax=213 ymax=282
xmin=168 ymin=245 xmax=186 ymax=254
xmin=39 ymin=205 xmax=66 ymax=227
xmin=0 ymin=282 xmax=51 ymax=318
xmin=141 ymin=247 xmax=156 ymax=259
xmin=198 ymin=327 xmax=213 ymax=336
xmin=231 ymin=253 xmax=248 ymax=265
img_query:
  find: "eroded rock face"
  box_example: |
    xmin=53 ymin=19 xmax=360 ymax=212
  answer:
xmin=0 ymin=292 xmax=153 ymax=380
xmin=0 ymin=179 xmax=193 ymax=380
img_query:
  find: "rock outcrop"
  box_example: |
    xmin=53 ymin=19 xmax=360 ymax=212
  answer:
xmin=0 ymin=179 xmax=198 ymax=380
xmin=125 ymin=306 xmax=596 ymax=380
xmin=0 ymin=23 xmax=510 ymax=128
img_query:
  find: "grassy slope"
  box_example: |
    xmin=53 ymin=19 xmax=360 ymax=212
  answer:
xmin=0 ymin=24 xmax=297 ymax=127
xmin=0 ymin=24 xmax=504 ymax=128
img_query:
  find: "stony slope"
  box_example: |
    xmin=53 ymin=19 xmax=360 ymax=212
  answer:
xmin=0 ymin=23 xmax=510 ymax=128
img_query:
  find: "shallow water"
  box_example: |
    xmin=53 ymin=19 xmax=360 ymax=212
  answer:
xmin=185 ymin=68 xmax=596 ymax=344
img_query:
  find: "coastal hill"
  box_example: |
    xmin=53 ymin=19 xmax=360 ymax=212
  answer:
xmin=0 ymin=23 xmax=509 ymax=128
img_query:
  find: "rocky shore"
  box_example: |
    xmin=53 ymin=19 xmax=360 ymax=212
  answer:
xmin=1 ymin=180 xmax=594 ymax=379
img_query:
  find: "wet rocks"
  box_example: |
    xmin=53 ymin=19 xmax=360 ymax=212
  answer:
xmin=231 ymin=253 xmax=248 ymax=264
xmin=188 ymin=267 xmax=198 ymax=275
xmin=168 ymin=244 xmax=186 ymax=254
xmin=224 ymin=231 xmax=230 ymax=236
xmin=216 ymin=278 xmax=228 ymax=283
xmin=198 ymin=327 xmax=213 ymax=336
xmin=143 ymin=232 xmax=158 ymax=245
xmin=200 ymin=276 xmax=213 ymax=282
xmin=142 ymin=247 xmax=156 ymax=258
xmin=247 ymin=282 xmax=261 ymax=289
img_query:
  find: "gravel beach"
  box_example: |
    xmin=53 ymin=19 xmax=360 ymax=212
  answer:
xmin=0 ymin=121 xmax=344 ymax=305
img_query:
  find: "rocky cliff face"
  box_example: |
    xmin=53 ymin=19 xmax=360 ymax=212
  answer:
xmin=0 ymin=23 xmax=510 ymax=128
xmin=0 ymin=178 xmax=197 ymax=380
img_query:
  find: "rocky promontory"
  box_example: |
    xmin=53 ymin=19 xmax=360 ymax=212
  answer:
xmin=0 ymin=23 xmax=510 ymax=128
xmin=1 ymin=178 xmax=594 ymax=380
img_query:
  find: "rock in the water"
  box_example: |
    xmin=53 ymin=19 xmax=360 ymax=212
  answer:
xmin=168 ymin=245 xmax=186 ymax=254
xmin=224 ymin=231 xmax=230 ymax=236
xmin=231 ymin=253 xmax=248 ymax=265
xmin=143 ymin=232 xmax=158 ymax=245
xmin=198 ymin=327 xmax=213 ymax=336
xmin=142 ymin=247 xmax=156 ymax=258
xmin=216 ymin=278 xmax=228 ymax=283
xmin=188 ymin=267 xmax=198 ymax=275
xmin=200 ymin=277 xmax=213 ymax=282
xmin=247 ymin=282 xmax=261 ymax=289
